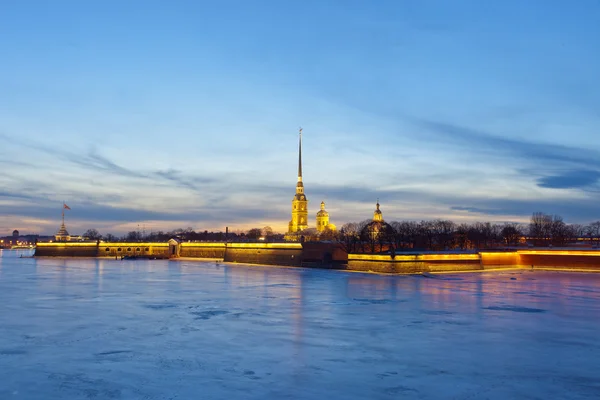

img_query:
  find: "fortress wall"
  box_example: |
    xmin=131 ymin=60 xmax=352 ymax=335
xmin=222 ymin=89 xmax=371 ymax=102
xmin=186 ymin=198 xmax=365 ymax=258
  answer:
xmin=99 ymin=243 xmax=169 ymax=258
xmin=35 ymin=243 xmax=600 ymax=272
xmin=35 ymin=242 xmax=169 ymax=258
xmin=180 ymin=243 xmax=226 ymax=259
xmin=35 ymin=243 xmax=99 ymax=257
xmin=348 ymin=254 xmax=482 ymax=274
xmin=480 ymin=252 xmax=522 ymax=269
xmin=518 ymin=251 xmax=600 ymax=270
xmin=224 ymin=243 xmax=303 ymax=266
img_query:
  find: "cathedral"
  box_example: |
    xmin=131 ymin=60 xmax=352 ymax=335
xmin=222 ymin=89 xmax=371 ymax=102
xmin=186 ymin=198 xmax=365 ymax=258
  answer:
xmin=286 ymin=129 xmax=335 ymax=240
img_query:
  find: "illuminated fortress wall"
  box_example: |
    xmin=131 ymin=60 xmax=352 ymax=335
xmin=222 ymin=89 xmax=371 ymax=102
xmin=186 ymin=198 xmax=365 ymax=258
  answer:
xmin=35 ymin=242 xmax=100 ymax=257
xmin=180 ymin=242 xmax=226 ymax=259
xmin=347 ymin=254 xmax=482 ymax=274
xmin=35 ymin=244 xmax=600 ymax=272
xmin=35 ymin=242 xmax=303 ymax=266
xmin=36 ymin=242 xmax=170 ymax=258
xmin=518 ymin=250 xmax=600 ymax=271
xmin=224 ymin=243 xmax=303 ymax=267
xmin=348 ymin=250 xmax=600 ymax=273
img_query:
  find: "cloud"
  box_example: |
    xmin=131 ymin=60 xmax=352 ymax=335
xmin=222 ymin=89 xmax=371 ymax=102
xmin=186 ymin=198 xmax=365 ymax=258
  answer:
xmin=537 ymin=170 xmax=600 ymax=189
xmin=416 ymin=119 xmax=600 ymax=170
xmin=451 ymin=196 xmax=600 ymax=222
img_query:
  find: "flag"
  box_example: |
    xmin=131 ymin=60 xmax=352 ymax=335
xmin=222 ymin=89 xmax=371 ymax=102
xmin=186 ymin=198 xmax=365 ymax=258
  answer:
xmin=63 ymin=203 xmax=71 ymax=210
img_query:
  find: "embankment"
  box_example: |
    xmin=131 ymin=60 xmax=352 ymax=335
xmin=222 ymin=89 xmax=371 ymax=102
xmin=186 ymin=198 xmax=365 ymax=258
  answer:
xmin=35 ymin=243 xmax=600 ymax=273
xmin=347 ymin=253 xmax=482 ymax=274
xmin=347 ymin=250 xmax=600 ymax=273
xmin=35 ymin=241 xmax=303 ymax=267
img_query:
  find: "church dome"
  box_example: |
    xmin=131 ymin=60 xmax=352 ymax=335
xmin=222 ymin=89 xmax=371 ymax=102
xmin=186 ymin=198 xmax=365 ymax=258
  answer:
xmin=360 ymin=201 xmax=394 ymax=243
xmin=316 ymin=201 xmax=328 ymax=217
xmin=373 ymin=201 xmax=383 ymax=222
xmin=360 ymin=219 xmax=395 ymax=243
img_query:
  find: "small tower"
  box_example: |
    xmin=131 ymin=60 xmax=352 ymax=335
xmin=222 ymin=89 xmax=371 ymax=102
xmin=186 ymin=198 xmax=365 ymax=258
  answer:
xmin=288 ymin=128 xmax=308 ymax=234
xmin=55 ymin=222 xmax=70 ymax=242
xmin=316 ymin=201 xmax=330 ymax=232
xmin=373 ymin=200 xmax=383 ymax=222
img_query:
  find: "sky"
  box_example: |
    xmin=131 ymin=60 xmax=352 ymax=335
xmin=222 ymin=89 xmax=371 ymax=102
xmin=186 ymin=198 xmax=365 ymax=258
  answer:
xmin=1 ymin=0 xmax=600 ymax=236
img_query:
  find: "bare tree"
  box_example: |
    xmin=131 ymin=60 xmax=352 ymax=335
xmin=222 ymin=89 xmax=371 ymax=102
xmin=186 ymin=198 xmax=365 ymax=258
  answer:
xmin=262 ymin=226 xmax=274 ymax=240
xmin=455 ymin=223 xmax=470 ymax=250
xmin=339 ymin=222 xmax=360 ymax=253
xmin=586 ymin=222 xmax=600 ymax=246
xmin=500 ymin=223 xmax=522 ymax=247
xmin=431 ymin=220 xmax=456 ymax=250
xmin=83 ymin=229 xmax=102 ymax=240
xmin=246 ymin=228 xmax=262 ymax=240
xmin=319 ymin=226 xmax=338 ymax=241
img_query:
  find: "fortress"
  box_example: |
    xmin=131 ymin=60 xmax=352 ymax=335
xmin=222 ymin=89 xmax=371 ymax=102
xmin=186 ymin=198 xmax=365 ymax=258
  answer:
xmin=32 ymin=128 xmax=600 ymax=274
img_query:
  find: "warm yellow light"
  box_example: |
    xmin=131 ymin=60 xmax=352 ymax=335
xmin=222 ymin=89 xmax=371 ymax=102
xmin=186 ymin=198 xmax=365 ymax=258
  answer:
xmin=518 ymin=250 xmax=600 ymax=256
xmin=180 ymin=242 xmax=226 ymax=248
xmin=228 ymin=243 xmax=302 ymax=249
xmin=348 ymin=253 xmax=479 ymax=261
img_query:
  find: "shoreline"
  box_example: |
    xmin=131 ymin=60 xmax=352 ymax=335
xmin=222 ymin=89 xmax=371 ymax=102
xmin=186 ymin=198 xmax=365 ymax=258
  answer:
xmin=23 ymin=255 xmax=600 ymax=275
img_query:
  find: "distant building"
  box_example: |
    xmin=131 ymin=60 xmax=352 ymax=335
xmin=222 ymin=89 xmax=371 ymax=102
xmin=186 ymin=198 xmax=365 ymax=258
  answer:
xmin=12 ymin=229 xmax=19 ymax=237
xmin=361 ymin=201 xmax=394 ymax=248
xmin=316 ymin=201 xmax=336 ymax=233
xmin=55 ymin=222 xmax=70 ymax=242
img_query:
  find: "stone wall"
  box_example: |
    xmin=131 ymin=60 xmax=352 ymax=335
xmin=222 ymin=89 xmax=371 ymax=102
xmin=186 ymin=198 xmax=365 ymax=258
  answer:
xmin=35 ymin=243 xmax=99 ymax=257
xmin=35 ymin=243 xmax=600 ymax=272
xmin=35 ymin=242 xmax=170 ymax=258
xmin=347 ymin=253 xmax=482 ymax=274
xmin=480 ymin=252 xmax=521 ymax=269
xmin=179 ymin=243 xmax=226 ymax=259
xmin=519 ymin=251 xmax=600 ymax=271
xmin=224 ymin=243 xmax=303 ymax=266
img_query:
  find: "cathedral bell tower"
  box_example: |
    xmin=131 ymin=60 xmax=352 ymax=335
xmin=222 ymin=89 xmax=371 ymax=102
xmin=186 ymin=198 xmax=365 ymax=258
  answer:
xmin=288 ymin=128 xmax=308 ymax=234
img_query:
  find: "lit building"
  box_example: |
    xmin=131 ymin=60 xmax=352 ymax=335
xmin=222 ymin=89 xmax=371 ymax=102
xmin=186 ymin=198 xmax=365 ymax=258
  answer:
xmin=360 ymin=200 xmax=394 ymax=250
xmin=316 ymin=201 xmax=336 ymax=233
xmin=287 ymin=129 xmax=308 ymax=235
xmin=55 ymin=222 xmax=70 ymax=242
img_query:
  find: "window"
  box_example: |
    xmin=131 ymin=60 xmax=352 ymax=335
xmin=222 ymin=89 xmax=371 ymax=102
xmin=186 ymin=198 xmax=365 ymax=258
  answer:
xmin=117 ymin=248 xmax=122 ymax=252
xmin=127 ymin=247 xmax=131 ymax=251
xmin=105 ymin=248 xmax=110 ymax=252
xmin=145 ymin=247 xmax=149 ymax=251
xmin=136 ymin=247 xmax=140 ymax=252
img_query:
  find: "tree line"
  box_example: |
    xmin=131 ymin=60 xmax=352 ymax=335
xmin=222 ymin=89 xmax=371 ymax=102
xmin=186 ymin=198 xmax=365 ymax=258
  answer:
xmin=82 ymin=226 xmax=282 ymax=243
xmin=82 ymin=212 xmax=600 ymax=252
xmin=336 ymin=212 xmax=600 ymax=253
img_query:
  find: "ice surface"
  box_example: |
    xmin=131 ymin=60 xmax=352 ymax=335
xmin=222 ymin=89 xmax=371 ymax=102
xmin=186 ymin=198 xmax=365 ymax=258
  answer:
xmin=1 ymin=250 xmax=600 ymax=399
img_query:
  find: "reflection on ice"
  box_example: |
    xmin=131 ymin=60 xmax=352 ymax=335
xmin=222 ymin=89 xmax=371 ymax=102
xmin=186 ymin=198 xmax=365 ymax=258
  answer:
xmin=1 ymin=255 xmax=599 ymax=399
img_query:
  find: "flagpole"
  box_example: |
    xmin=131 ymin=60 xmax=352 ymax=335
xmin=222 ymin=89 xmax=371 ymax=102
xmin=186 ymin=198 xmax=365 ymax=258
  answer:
xmin=62 ymin=202 xmax=65 ymax=226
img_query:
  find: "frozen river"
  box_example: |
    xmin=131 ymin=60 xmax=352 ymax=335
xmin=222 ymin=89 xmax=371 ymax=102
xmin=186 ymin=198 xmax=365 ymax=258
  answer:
xmin=1 ymin=251 xmax=600 ymax=399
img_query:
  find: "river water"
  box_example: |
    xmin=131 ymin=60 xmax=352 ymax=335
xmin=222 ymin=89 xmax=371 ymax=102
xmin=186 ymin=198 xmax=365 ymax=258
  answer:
xmin=1 ymin=251 xmax=599 ymax=399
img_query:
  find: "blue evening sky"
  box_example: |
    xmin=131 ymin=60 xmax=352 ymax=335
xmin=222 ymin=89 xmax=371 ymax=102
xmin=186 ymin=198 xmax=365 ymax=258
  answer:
xmin=1 ymin=0 xmax=599 ymax=235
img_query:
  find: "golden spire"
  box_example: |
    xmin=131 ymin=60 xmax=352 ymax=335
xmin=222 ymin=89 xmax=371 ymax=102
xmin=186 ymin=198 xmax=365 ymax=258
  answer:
xmin=298 ymin=127 xmax=303 ymax=182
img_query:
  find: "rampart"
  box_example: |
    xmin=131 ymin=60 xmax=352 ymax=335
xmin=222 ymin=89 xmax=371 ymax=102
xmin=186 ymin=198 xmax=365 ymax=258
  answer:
xmin=34 ymin=243 xmax=600 ymax=273
xmin=36 ymin=242 xmax=170 ymax=258
xmin=347 ymin=253 xmax=482 ymax=273
xmin=35 ymin=241 xmax=303 ymax=267
xmin=224 ymin=243 xmax=303 ymax=266
xmin=347 ymin=250 xmax=600 ymax=273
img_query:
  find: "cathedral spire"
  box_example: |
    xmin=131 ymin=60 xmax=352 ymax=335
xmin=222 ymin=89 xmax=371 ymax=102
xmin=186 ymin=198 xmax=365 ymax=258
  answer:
xmin=298 ymin=127 xmax=303 ymax=182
